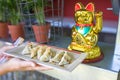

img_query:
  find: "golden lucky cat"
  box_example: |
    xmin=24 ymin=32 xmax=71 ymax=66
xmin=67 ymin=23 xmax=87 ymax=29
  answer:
xmin=68 ymin=2 xmax=103 ymax=59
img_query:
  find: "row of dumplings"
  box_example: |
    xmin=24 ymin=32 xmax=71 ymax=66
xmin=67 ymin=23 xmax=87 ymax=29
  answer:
xmin=22 ymin=42 xmax=73 ymax=66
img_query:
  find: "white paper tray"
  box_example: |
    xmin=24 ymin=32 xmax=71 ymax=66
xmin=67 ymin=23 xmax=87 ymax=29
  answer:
xmin=5 ymin=44 xmax=86 ymax=72
xmin=0 ymin=41 xmax=12 ymax=48
xmin=0 ymin=41 xmax=5 ymax=48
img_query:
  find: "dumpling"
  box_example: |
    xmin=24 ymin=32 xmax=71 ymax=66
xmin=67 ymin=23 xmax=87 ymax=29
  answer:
xmin=30 ymin=46 xmax=39 ymax=58
xmin=22 ymin=43 xmax=33 ymax=55
xmin=40 ymin=47 xmax=53 ymax=62
xmin=49 ymin=50 xmax=64 ymax=63
xmin=58 ymin=51 xmax=72 ymax=66
xmin=22 ymin=46 xmax=30 ymax=54
xmin=37 ymin=46 xmax=46 ymax=59
xmin=28 ymin=42 xmax=37 ymax=48
xmin=22 ymin=42 xmax=38 ymax=55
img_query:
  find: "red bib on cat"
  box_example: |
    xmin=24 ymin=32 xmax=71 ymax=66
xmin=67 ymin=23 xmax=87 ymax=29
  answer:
xmin=76 ymin=23 xmax=93 ymax=27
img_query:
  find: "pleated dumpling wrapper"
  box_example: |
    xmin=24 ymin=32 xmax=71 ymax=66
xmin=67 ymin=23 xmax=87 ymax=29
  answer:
xmin=22 ymin=42 xmax=36 ymax=55
xmin=37 ymin=46 xmax=47 ymax=59
xmin=40 ymin=47 xmax=55 ymax=62
xmin=58 ymin=51 xmax=72 ymax=66
xmin=49 ymin=50 xmax=64 ymax=63
xmin=30 ymin=46 xmax=39 ymax=58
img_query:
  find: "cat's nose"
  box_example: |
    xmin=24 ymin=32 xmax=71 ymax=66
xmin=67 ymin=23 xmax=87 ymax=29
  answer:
xmin=84 ymin=18 xmax=88 ymax=21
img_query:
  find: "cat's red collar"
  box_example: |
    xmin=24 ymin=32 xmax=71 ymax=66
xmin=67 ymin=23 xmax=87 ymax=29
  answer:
xmin=76 ymin=23 xmax=93 ymax=27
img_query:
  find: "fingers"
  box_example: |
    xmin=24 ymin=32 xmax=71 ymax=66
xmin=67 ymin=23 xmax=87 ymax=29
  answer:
xmin=0 ymin=45 xmax=16 ymax=63
xmin=5 ymin=58 xmax=52 ymax=72
xmin=16 ymin=67 xmax=36 ymax=71
xmin=0 ymin=53 xmax=12 ymax=59
xmin=10 ymin=58 xmax=36 ymax=67
xmin=16 ymin=66 xmax=50 ymax=71
xmin=32 ymin=64 xmax=52 ymax=71
xmin=0 ymin=46 xmax=14 ymax=52
xmin=0 ymin=46 xmax=14 ymax=58
xmin=19 ymin=61 xmax=36 ymax=67
xmin=17 ymin=60 xmax=52 ymax=71
xmin=33 ymin=66 xmax=52 ymax=71
xmin=6 ymin=58 xmax=36 ymax=72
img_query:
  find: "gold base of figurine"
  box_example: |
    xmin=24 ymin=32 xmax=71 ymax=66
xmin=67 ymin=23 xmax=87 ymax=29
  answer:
xmin=68 ymin=42 xmax=104 ymax=63
xmin=82 ymin=52 xmax=104 ymax=63
xmin=68 ymin=42 xmax=102 ymax=60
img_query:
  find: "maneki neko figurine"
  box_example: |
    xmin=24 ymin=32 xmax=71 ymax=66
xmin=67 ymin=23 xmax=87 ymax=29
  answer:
xmin=68 ymin=2 xmax=103 ymax=62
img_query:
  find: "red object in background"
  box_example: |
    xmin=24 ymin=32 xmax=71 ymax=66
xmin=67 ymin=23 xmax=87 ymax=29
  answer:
xmin=64 ymin=0 xmax=118 ymax=21
xmin=0 ymin=22 xmax=9 ymax=39
xmin=8 ymin=24 xmax=25 ymax=42
xmin=32 ymin=23 xmax=50 ymax=43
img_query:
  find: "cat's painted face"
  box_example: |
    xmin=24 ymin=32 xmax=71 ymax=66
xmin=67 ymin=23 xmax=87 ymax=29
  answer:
xmin=75 ymin=10 xmax=93 ymax=24
xmin=74 ymin=2 xmax=94 ymax=24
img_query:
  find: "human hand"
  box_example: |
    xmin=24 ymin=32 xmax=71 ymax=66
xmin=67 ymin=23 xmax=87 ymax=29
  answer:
xmin=0 ymin=46 xmax=14 ymax=52
xmin=4 ymin=58 xmax=51 ymax=72
xmin=0 ymin=46 xmax=14 ymax=63
xmin=0 ymin=46 xmax=52 ymax=75
xmin=0 ymin=58 xmax=51 ymax=75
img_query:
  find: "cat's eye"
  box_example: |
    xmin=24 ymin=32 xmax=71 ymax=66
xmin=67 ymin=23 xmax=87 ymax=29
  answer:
xmin=85 ymin=14 xmax=88 ymax=16
xmin=75 ymin=11 xmax=81 ymax=16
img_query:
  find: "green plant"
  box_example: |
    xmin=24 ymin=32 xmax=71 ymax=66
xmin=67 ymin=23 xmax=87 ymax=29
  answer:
xmin=7 ymin=0 xmax=21 ymax=25
xmin=23 ymin=0 xmax=49 ymax=25
xmin=0 ymin=1 xmax=7 ymax=22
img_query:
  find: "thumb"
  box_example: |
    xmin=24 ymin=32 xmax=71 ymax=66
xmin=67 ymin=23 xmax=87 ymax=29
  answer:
xmin=19 ymin=61 xmax=36 ymax=67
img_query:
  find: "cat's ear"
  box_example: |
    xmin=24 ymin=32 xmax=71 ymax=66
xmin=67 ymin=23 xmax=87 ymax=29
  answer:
xmin=75 ymin=2 xmax=84 ymax=11
xmin=85 ymin=3 xmax=94 ymax=12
